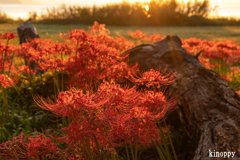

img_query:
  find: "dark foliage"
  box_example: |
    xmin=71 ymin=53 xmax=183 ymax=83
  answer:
xmin=0 ymin=11 xmax=14 ymax=23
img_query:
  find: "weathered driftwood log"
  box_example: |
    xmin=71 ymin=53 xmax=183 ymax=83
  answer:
xmin=122 ymin=35 xmax=240 ymax=160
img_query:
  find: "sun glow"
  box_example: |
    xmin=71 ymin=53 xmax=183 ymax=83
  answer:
xmin=179 ymin=0 xmax=195 ymax=4
xmin=131 ymin=0 xmax=200 ymax=4
xmin=135 ymin=0 xmax=151 ymax=2
xmin=144 ymin=5 xmax=149 ymax=11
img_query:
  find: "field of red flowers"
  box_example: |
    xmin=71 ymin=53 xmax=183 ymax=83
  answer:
xmin=0 ymin=22 xmax=240 ymax=159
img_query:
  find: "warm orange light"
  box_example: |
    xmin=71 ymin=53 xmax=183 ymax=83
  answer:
xmin=177 ymin=0 xmax=204 ymax=4
xmin=144 ymin=5 xmax=149 ymax=11
xmin=181 ymin=0 xmax=191 ymax=4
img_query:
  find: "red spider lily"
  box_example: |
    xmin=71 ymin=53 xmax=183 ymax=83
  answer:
xmin=38 ymin=56 xmax=65 ymax=72
xmin=20 ymin=42 xmax=42 ymax=62
xmin=33 ymin=77 xmax=177 ymax=157
xmin=129 ymin=30 xmax=147 ymax=41
xmin=19 ymin=38 xmax=67 ymax=73
xmin=28 ymin=134 xmax=59 ymax=159
xmin=19 ymin=38 xmax=54 ymax=59
xmin=0 ymin=132 xmax=29 ymax=159
xmin=0 ymin=74 xmax=16 ymax=88
xmin=0 ymin=132 xmax=59 ymax=160
xmin=93 ymin=80 xmax=140 ymax=113
xmin=53 ymin=42 xmax=72 ymax=55
xmin=135 ymin=90 xmax=177 ymax=122
xmin=110 ymin=36 xmax=135 ymax=51
xmin=198 ymin=56 xmax=215 ymax=69
xmin=60 ymin=29 xmax=89 ymax=43
xmin=0 ymin=32 xmax=16 ymax=41
xmin=129 ymin=30 xmax=163 ymax=42
xmin=88 ymin=22 xmax=134 ymax=51
xmin=148 ymin=34 xmax=163 ymax=42
xmin=34 ymin=87 xmax=103 ymax=118
xmin=227 ymin=55 xmax=240 ymax=64
xmin=0 ymin=41 xmax=18 ymax=73
xmin=62 ymin=33 xmax=135 ymax=88
xmin=128 ymin=68 xmax=177 ymax=88
xmin=16 ymin=65 xmax=36 ymax=75
xmin=139 ymin=91 xmax=166 ymax=109
xmin=237 ymin=91 xmax=240 ymax=95
xmin=98 ymin=62 xmax=139 ymax=82
xmin=182 ymin=38 xmax=240 ymax=61
xmin=220 ymin=74 xmax=232 ymax=82
xmin=109 ymin=105 xmax=168 ymax=147
xmin=0 ymin=42 xmax=18 ymax=55
xmin=230 ymin=66 xmax=240 ymax=76
xmin=89 ymin=21 xmax=110 ymax=35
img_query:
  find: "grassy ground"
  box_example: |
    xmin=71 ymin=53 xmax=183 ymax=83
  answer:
xmin=1 ymin=23 xmax=240 ymax=44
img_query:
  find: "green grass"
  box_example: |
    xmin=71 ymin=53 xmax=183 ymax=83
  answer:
xmin=1 ymin=23 xmax=240 ymax=44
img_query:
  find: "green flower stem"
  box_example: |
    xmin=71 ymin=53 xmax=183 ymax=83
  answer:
xmin=163 ymin=119 xmax=178 ymax=160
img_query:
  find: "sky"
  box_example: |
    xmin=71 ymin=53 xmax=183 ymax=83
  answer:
xmin=25 ymin=0 xmax=240 ymax=8
xmin=0 ymin=0 xmax=239 ymax=19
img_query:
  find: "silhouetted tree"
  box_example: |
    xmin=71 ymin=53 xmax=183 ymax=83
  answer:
xmin=28 ymin=11 xmax=38 ymax=21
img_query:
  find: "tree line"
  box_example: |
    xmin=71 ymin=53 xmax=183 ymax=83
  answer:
xmin=1 ymin=0 xmax=240 ymax=26
xmin=34 ymin=0 xmax=214 ymax=26
xmin=32 ymin=0 xmax=239 ymax=26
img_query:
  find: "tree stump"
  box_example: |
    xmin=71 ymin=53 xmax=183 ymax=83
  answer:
xmin=17 ymin=20 xmax=40 ymax=45
xmin=122 ymin=35 xmax=240 ymax=160
xmin=17 ymin=21 xmax=44 ymax=76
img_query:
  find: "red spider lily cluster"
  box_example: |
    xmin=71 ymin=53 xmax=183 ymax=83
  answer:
xmin=182 ymin=38 xmax=240 ymax=64
xmin=0 ymin=22 xmax=177 ymax=159
xmin=30 ymin=78 xmax=177 ymax=158
xmin=128 ymin=68 xmax=177 ymax=88
xmin=16 ymin=22 xmax=136 ymax=89
xmin=0 ymin=132 xmax=59 ymax=160
xmin=237 ymin=91 xmax=240 ymax=95
xmin=128 ymin=30 xmax=163 ymax=42
xmin=220 ymin=74 xmax=232 ymax=82
xmin=129 ymin=30 xmax=240 ymax=68
xmin=1 ymin=21 xmax=240 ymax=159
xmin=0 ymin=32 xmax=16 ymax=41
xmin=0 ymin=74 xmax=16 ymax=88
xmin=0 ymin=42 xmax=18 ymax=73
